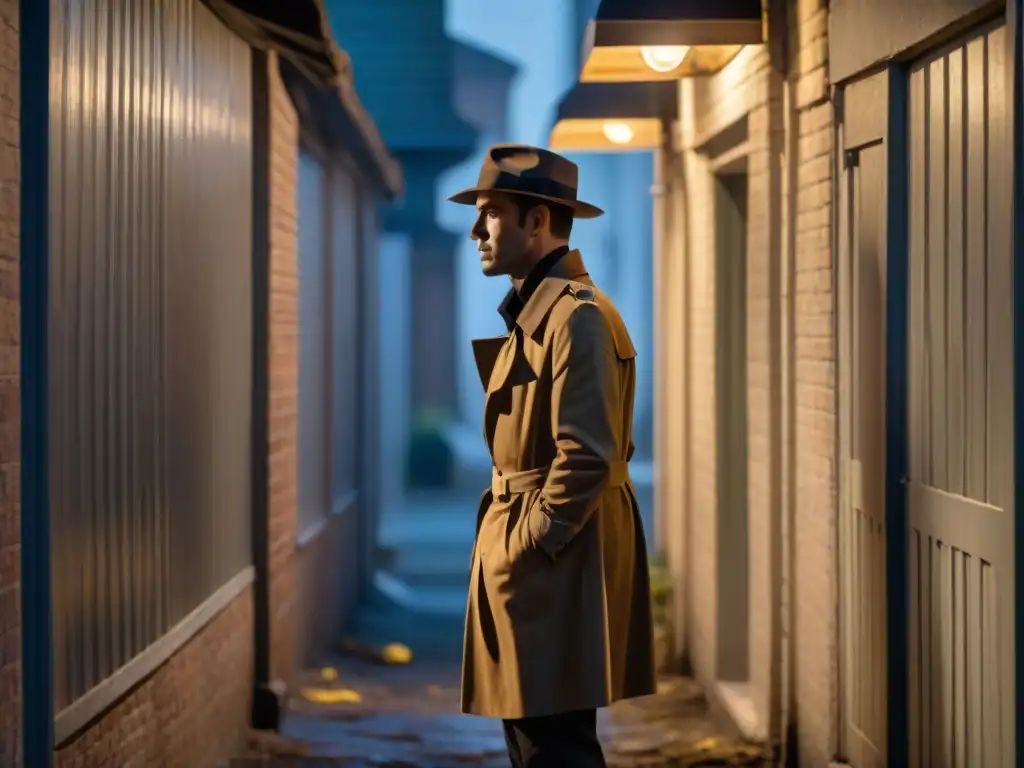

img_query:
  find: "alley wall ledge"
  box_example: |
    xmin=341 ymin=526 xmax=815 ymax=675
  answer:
xmin=52 ymin=567 xmax=255 ymax=748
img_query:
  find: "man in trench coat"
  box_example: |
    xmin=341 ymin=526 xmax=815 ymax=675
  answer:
xmin=448 ymin=144 xmax=657 ymax=767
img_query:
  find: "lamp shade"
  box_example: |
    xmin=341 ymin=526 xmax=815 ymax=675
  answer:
xmin=548 ymin=81 xmax=677 ymax=153
xmin=580 ymin=0 xmax=765 ymax=82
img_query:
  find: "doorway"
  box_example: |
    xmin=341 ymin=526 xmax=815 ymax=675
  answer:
xmin=714 ymin=167 xmax=751 ymax=690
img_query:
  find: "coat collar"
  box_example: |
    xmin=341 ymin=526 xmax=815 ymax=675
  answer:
xmin=471 ymin=249 xmax=591 ymax=392
xmin=513 ymin=249 xmax=591 ymax=339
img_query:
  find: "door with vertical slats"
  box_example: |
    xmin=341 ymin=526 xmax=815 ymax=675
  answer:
xmin=906 ymin=20 xmax=1015 ymax=768
xmin=837 ymin=71 xmax=889 ymax=768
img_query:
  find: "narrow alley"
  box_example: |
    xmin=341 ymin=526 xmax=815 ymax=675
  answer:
xmin=234 ymin=497 xmax=766 ymax=768
xmin=4 ymin=0 xmax=1024 ymax=766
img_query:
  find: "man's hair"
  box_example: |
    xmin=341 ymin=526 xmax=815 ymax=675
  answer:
xmin=514 ymin=196 xmax=574 ymax=239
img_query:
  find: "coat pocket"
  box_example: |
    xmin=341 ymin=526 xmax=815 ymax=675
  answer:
xmin=504 ymin=489 xmax=545 ymax=566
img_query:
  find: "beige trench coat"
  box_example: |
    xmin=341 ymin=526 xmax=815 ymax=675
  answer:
xmin=461 ymin=249 xmax=656 ymax=720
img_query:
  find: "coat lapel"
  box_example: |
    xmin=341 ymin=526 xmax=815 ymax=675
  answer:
xmin=471 ymin=249 xmax=594 ymax=463
xmin=473 ymin=334 xmax=519 ymax=460
xmin=471 ymin=335 xmax=509 ymax=391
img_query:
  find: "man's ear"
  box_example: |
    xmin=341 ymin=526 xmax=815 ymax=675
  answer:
xmin=530 ymin=205 xmax=549 ymax=237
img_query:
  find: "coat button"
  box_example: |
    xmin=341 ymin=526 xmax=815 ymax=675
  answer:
xmin=496 ymin=470 xmax=502 ymax=476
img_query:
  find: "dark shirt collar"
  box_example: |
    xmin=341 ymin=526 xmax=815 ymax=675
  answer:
xmin=498 ymin=245 xmax=570 ymax=332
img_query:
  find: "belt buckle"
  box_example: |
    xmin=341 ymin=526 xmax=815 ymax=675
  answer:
xmin=492 ymin=472 xmax=511 ymax=502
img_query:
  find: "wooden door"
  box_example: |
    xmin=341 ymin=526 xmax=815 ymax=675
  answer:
xmin=906 ymin=19 xmax=1015 ymax=768
xmin=837 ymin=71 xmax=889 ymax=768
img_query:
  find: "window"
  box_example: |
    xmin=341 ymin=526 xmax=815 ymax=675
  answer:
xmin=297 ymin=148 xmax=332 ymax=534
xmin=297 ymin=148 xmax=365 ymax=533
xmin=330 ymin=165 xmax=361 ymax=509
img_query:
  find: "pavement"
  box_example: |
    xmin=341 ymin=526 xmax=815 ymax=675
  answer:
xmin=235 ymin=658 xmax=767 ymax=767
xmin=230 ymin=487 xmax=766 ymax=767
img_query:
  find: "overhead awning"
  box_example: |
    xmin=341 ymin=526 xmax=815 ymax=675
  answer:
xmin=549 ymin=81 xmax=677 ymax=153
xmin=202 ymin=0 xmax=403 ymax=198
xmin=580 ymin=0 xmax=765 ymax=82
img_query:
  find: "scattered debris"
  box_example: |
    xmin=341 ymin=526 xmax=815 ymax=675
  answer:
xmin=321 ymin=667 xmax=339 ymax=681
xmin=338 ymin=638 xmax=414 ymax=666
xmin=381 ymin=642 xmax=413 ymax=665
xmin=301 ymin=687 xmax=363 ymax=705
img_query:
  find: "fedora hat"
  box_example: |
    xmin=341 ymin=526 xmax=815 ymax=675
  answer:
xmin=448 ymin=143 xmax=604 ymax=219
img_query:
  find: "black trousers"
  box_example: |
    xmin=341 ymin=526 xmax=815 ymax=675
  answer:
xmin=502 ymin=708 xmax=606 ymax=767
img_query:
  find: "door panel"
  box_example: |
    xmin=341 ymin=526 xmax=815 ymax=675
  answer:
xmin=906 ymin=21 xmax=1014 ymax=768
xmin=839 ymin=120 xmax=888 ymax=766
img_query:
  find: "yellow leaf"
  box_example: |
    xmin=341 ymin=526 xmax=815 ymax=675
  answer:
xmin=300 ymin=687 xmax=362 ymax=704
xmin=320 ymin=667 xmax=338 ymax=681
xmin=381 ymin=642 xmax=413 ymax=665
xmin=694 ymin=737 xmax=719 ymax=751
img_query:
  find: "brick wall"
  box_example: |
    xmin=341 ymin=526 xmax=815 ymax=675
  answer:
xmin=0 ymin=0 xmax=18 ymax=764
xmin=665 ymin=3 xmax=838 ymax=758
xmin=266 ymin=50 xmax=299 ymax=687
xmin=790 ymin=0 xmax=838 ymax=763
xmin=53 ymin=590 xmax=253 ymax=768
xmin=674 ymin=43 xmax=782 ymax=739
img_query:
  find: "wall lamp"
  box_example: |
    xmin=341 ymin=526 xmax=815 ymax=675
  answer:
xmin=580 ymin=0 xmax=765 ymax=82
xmin=548 ymin=81 xmax=677 ymax=153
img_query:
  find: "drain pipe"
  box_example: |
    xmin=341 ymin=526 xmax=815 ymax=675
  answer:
xmin=768 ymin=0 xmax=800 ymax=762
xmin=651 ymin=128 xmax=668 ymax=556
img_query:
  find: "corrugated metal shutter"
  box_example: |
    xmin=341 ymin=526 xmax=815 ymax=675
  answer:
xmin=48 ymin=0 xmax=253 ymax=711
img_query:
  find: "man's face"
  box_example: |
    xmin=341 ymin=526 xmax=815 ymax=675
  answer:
xmin=471 ymin=192 xmax=533 ymax=278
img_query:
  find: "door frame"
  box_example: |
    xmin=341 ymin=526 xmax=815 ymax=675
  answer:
xmin=1009 ymin=0 xmax=1024 ymax=759
xmin=834 ymin=64 xmax=911 ymax=768
xmin=882 ymin=64 xmax=912 ymax=768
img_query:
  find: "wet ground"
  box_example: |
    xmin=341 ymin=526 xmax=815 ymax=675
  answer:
xmin=235 ymin=656 xmax=767 ymax=767
xmin=233 ymin=597 xmax=768 ymax=768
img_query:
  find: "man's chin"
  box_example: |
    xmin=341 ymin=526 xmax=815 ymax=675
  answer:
xmin=480 ymin=256 xmax=505 ymax=276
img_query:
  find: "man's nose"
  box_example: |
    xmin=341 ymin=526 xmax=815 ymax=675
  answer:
xmin=471 ymin=221 xmax=486 ymax=241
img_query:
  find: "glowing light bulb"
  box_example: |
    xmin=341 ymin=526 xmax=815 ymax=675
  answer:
xmin=602 ymin=122 xmax=635 ymax=145
xmin=640 ymin=45 xmax=689 ymax=73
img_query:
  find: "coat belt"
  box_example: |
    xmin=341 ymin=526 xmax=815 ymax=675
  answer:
xmin=490 ymin=461 xmax=630 ymax=502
